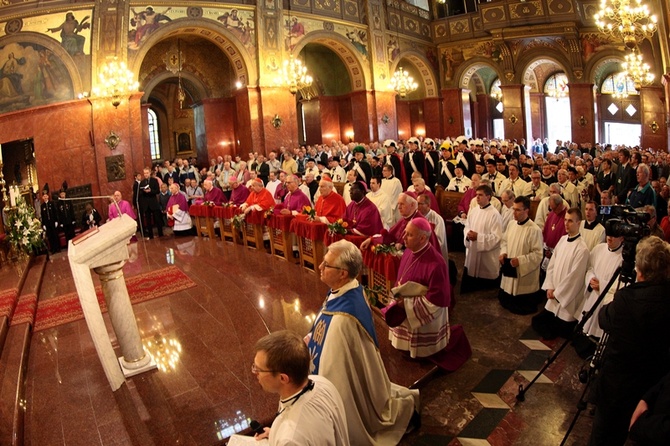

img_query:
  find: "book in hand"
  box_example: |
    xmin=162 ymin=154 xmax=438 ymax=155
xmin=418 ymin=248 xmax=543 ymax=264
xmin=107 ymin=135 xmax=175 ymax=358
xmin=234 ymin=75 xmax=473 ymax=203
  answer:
xmin=227 ymin=434 xmax=268 ymax=445
xmin=501 ymin=258 xmax=518 ymax=278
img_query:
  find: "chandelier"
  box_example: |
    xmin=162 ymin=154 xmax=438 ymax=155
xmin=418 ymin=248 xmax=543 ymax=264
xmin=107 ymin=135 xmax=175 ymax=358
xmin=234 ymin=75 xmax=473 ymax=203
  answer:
xmin=594 ymin=0 xmax=657 ymax=49
xmin=164 ymin=40 xmax=187 ymax=108
xmin=390 ymin=66 xmax=418 ymax=98
xmin=91 ymin=59 xmax=139 ymax=108
xmin=622 ymin=48 xmax=654 ymax=91
xmin=281 ymin=54 xmax=313 ymax=95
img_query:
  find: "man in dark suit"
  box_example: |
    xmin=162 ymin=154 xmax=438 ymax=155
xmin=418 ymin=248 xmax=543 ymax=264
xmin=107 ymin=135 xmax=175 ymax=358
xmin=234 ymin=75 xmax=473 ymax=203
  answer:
xmin=163 ymin=164 xmax=180 ymax=185
xmin=40 ymin=191 xmax=61 ymax=254
xmin=423 ymin=138 xmax=440 ymax=188
xmin=256 ymin=154 xmax=270 ymax=185
xmin=138 ymin=167 xmax=163 ymax=239
xmin=403 ymin=137 xmax=425 ymax=186
xmin=615 ymin=148 xmax=636 ymax=204
xmin=57 ymin=189 xmax=76 ymax=242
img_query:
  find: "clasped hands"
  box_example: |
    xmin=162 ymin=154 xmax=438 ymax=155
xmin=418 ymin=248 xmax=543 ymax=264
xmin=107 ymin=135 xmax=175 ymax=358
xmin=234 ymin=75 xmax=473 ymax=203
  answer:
xmin=498 ymin=254 xmax=519 ymax=267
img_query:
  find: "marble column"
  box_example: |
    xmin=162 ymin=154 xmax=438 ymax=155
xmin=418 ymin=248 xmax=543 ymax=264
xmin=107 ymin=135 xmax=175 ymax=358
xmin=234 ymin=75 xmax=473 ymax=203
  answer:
xmin=568 ymin=83 xmax=596 ymax=145
xmin=640 ymin=85 xmax=668 ymax=151
xmin=500 ymin=84 xmax=527 ymax=142
xmin=94 ymin=261 xmax=151 ymax=370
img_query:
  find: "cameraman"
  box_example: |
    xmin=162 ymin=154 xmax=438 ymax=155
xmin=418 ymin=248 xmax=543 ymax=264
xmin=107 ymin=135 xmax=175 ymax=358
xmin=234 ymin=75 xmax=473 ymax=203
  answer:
xmin=589 ymin=236 xmax=670 ymax=446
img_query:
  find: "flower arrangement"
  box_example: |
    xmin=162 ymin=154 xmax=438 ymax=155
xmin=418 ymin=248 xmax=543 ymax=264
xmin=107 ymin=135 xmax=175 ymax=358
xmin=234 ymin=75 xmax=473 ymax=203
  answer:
xmin=264 ymin=207 xmax=274 ymax=220
xmin=370 ymin=243 xmax=399 ymax=256
xmin=364 ymin=284 xmax=392 ymax=308
xmin=327 ymin=218 xmax=348 ymax=235
xmin=232 ymin=213 xmax=246 ymax=230
xmin=202 ymin=201 xmax=215 ymax=207
xmin=6 ymin=196 xmax=45 ymax=255
xmin=301 ymin=205 xmax=316 ymax=221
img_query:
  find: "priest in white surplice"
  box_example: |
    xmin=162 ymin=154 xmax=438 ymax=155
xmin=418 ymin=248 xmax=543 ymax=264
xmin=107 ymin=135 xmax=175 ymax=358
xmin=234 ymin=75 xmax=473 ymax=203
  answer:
xmin=498 ymin=196 xmax=544 ymax=315
xmin=532 ymin=208 xmax=590 ymax=339
xmin=579 ymin=201 xmax=606 ymax=251
xmin=381 ymin=164 xmax=403 ymax=222
xmin=575 ymin=234 xmax=623 ymax=338
xmin=306 ymin=240 xmax=419 ymax=445
xmin=462 ymin=185 xmax=503 ymax=293
xmin=367 ymin=177 xmax=395 ymax=229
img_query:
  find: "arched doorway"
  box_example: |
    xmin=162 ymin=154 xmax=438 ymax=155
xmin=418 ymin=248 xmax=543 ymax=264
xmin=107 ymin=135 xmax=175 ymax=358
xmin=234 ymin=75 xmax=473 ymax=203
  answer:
xmin=457 ymin=61 xmax=500 ymax=139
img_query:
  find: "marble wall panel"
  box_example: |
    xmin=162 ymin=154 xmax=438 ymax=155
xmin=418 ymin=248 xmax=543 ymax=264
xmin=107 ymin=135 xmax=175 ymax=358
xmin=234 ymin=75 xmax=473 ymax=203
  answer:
xmin=640 ymin=86 xmax=668 ymax=151
xmin=500 ymin=85 xmax=526 ymax=142
xmin=318 ymin=97 xmax=340 ymax=143
xmin=568 ymin=83 xmax=595 ymax=145
xmin=409 ymin=101 xmax=424 ymax=137
xmin=373 ymin=91 xmax=398 ymax=142
xmin=337 ymin=96 xmax=353 ymax=142
xmin=0 ymin=98 xmax=146 ymax=213
xmin=529 ymin=93 xmax=545 ymax=142
xmin=301 ymin=100 xmax=322 ymax=145
xmin=476 ymin=94 xmax=492 ymax=139
xmin=441 ymin=89 xmax=464 ymax=137
xmin=349 ymin=91 xmax=372 ymax=143
xmin=202 ymin=98 xmax=237 ymax=159
xmin=234 ymin=89 xmax=254 ymax=157
xmin=258 ymin=87 xmax=299 ymax=152
xmin=396 ymin=101 xmax=411 ymax=141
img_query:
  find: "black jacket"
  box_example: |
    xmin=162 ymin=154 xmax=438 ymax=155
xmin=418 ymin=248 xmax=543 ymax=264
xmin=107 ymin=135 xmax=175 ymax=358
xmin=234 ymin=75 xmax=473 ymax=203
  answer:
xmin=594 ymin=280 xmax=670 ymax=409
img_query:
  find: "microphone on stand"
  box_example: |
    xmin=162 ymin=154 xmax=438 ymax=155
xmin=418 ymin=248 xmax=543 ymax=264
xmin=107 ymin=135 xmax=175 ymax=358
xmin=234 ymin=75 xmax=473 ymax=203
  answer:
xmin=249 ymin=420 xmax=265 ymax=436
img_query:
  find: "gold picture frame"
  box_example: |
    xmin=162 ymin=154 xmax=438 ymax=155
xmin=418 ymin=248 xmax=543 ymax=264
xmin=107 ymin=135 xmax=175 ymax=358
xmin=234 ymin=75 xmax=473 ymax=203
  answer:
xmin=175 ymin=130 xmax=193 ymax=153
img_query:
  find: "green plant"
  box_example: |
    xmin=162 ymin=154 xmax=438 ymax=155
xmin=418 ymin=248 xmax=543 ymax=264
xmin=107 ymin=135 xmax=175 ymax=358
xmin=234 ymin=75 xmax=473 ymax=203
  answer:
xmin=6 ymin=196 xmax=45 ymax=255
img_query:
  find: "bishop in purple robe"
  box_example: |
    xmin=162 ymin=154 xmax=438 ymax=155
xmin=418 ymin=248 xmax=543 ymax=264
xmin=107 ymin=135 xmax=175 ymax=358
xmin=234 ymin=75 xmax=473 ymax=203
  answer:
xmin=229 ymin=178 xmax=250 ymax=206
xmin=343 ymin=182 xmax=383 ymax=236
xmin=274 ymin=175 xmax=311 ymax=215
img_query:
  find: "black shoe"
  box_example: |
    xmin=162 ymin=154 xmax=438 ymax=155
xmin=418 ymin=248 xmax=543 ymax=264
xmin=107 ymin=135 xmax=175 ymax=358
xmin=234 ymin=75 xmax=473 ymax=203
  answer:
xmin=405 ymin=410 xmax=421 ymax=434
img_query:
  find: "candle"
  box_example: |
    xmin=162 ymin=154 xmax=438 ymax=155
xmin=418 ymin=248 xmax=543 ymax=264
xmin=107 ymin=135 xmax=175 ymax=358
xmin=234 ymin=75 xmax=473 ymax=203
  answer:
xmin=0 ymin=143 xmax=3 ymax=164
xmin=9 ymin=186 xmax=15 ymax=207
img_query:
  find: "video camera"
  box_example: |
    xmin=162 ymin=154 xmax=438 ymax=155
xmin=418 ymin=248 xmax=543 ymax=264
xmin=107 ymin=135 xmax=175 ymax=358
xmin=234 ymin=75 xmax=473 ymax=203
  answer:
xmin=599 ymin=204 xmax=650 ymax=284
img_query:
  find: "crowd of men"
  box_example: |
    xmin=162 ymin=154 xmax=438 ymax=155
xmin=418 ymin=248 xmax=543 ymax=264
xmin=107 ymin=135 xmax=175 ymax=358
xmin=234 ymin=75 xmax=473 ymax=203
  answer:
xmin=67 ymin=136 xmax=670 ymax=445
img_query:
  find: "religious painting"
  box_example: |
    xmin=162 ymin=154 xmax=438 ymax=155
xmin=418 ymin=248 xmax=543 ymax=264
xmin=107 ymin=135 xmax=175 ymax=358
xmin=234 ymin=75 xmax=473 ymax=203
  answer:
xmin=127 ymin=6 xmax=257 ymax=51
xmin=105 ymin=155 xmax=126 ymax=182
xmin=285 ymin=17 xmax=306 ymax=51
xmin=216 ymin=9 xmax=255 ymax=48
xmin=1 ymin=11 xmax=94 ymax=57
xmin=345 ymin=29 xmax=368 ymax=59
xmin=175 ymin=130 xmax=193 ymax=153
xmin=0 ymin=42 xmax=74 ymax=114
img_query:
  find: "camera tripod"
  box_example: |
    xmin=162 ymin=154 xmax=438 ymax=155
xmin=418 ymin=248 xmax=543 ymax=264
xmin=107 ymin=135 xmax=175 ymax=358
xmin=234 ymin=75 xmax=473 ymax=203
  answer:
xmin=515 ymin=266 xmax=625 ymax=445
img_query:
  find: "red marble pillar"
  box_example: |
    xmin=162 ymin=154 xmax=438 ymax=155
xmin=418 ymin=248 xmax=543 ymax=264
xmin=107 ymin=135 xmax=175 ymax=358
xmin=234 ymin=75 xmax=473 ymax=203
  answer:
xmin=193 ymin=98 xmax=237 ymax=160
xmin=529 ymin=92 xmax=546 ymax=141
xmin=475 ymin=94 xmax=491 ymax=139
xmin=350 ymin=90 xmax=374 ymax=143
xmin=257 ymin=87 xmax=299 ymax=153
xmin=640 ymin=85 xmax=668 ymax=151
xmin=396 ymin=101 xmax=411 ymax=140
xmin=441 ymin=88 xmax=466 ymax=137
xmin=319 ymin=96 xmax=341 ymax=143
xmin=234 ymin=87 xmax=257 ymax=157
xmin=500 ymin=85 xmax=527 ymax=142
xmin=663 ymin=75 xmax=670 ymax=152
xmin=374 ymin=91 xmax=398 ymax=142
xmin=424 ymin=97 xmax=442 ymax=139
xmin=568 ymin=83 xmax=596 ymax=145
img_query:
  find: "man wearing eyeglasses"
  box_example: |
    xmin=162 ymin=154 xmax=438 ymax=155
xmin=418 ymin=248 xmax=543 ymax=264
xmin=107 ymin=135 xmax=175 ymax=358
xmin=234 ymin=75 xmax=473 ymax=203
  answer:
xmin=250 ymin=330 xmax=349 ymax=445
xmin=305 ymin=240 xmax=419 ymax=445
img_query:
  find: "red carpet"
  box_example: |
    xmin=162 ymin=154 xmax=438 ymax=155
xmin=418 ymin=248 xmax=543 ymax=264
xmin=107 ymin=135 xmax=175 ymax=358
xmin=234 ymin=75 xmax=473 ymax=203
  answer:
xmin=33 ymin=266 xmax=197 ymax=332
xmin=0 ymin=288 xmax=19 ymax=319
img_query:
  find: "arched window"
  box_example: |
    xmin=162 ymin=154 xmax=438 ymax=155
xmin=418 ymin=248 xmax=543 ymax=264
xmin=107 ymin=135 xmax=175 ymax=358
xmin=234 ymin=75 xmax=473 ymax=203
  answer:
xmin=544 ymin=73 xmax=569 ymax=99
xmin=148 ymin=108 xmax=161 ymax=160
xmin=601 ymin=72 xmax=638 ymax=98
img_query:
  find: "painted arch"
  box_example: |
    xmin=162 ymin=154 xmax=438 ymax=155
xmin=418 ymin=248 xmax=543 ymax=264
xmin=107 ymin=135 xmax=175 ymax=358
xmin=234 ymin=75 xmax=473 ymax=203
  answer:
xmin=455 ymin=58 xmax=501 ymax=94
xmin=293 ymin=31 xmax=369 ymax=92
xmin=390 ymin=50 xmax=439 ymax=98
xmin=128 ymin=19 xmax=255 ymax=87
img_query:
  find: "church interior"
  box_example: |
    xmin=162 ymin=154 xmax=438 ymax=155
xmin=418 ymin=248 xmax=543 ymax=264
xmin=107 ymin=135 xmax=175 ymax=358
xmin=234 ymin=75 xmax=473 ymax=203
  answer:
xmin=0 ymin=0 xmax=669 ymax=444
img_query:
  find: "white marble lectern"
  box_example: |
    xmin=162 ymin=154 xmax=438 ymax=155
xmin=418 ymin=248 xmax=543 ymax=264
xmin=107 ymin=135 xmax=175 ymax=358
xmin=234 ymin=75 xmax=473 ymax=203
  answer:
xmin=68 ymin=214 xmax=156 ymax=391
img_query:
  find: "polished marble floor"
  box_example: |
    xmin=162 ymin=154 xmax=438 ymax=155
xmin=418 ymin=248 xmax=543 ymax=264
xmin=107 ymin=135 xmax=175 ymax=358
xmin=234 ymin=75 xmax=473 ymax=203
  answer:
xmin=23 ymin=235 xmax=595 ymax=445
